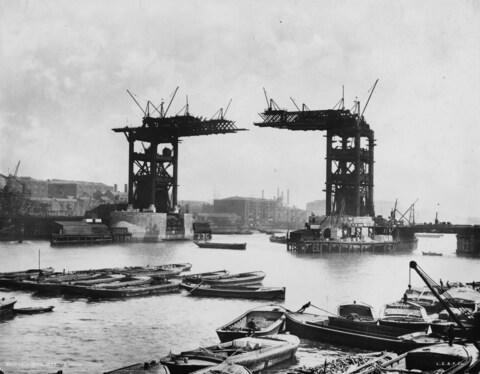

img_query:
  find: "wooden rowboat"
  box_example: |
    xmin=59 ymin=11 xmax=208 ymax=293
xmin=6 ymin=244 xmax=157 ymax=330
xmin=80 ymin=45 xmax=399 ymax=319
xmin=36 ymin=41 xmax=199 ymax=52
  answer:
xmin=160 ymin=334 xmax=299 ymax=374
xmin=121 ymin=263 xmax=192 ymax=278
xmin=200 ymin=271 xmax=266 ymax=287
xmin=181 ymin=283 xmax=285 ymax=300
xmin=347 ymin=343 xmax=478 ymax=374
xmin=14 ymin=305 xmax=54 ymax=314
xmin=194 ymin=242 xmax=246 ymax=250
xmin=216 ymin=305 xmax=286 ymax=342
xmin=182 ymin=270 xmax=229 ymax=283
xmin=378 ymin=301 xmax=432 ymax=331
xmin=0 ymin=296 xmax=17 ymax=314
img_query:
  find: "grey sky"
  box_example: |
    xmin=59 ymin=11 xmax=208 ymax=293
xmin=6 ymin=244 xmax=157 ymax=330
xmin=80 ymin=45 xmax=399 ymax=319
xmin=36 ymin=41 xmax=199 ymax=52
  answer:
xmin=1 ymin=0 xmax=479 ymax=222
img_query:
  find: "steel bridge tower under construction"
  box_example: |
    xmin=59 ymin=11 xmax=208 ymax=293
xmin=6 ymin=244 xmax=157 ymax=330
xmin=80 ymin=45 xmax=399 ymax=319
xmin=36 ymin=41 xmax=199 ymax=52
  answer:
xmin=254 ymin=91 xmax=375 ymax=217
xmin=113 ymin=90 xmax=245 ymax=213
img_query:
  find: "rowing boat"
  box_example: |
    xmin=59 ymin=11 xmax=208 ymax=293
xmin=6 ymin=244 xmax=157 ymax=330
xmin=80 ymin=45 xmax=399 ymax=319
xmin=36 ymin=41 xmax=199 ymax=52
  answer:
xmin=160 ymin=334 xmax=299 ymax=374
xmin=378 ymin=301 xmax=432 ymax=331
xmin=0 ymin=296 xmax=16 ymax=315
xmin=181 ymin=283 xmax=285 ymax=300
xmin=182 ymin=270 xmax=230 ymax=283
xmin=14 ymin=305 xmax=54 ymax=314
xmin=216 ymin=305 xmax=286 ymax=342
xmin=200 ymin=271 xmax=266 ymax=287
xmin=347 ymin=343 xmax=478 ymax=374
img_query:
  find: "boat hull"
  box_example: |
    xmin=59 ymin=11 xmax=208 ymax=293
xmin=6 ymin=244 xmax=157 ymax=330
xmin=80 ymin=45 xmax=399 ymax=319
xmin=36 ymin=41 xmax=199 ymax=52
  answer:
xmin=161 ymin=335 xmax=299 ymax=374
xmin=181 ymin=284 xmax=285 ymax=300
xmin=14 ymin=306 xmax=54 ymax=314
xmin=194 ymin=242 xmax=246 ymax=250
xmin=201 ymin=272 xmax=266 ymax=287
xmin=285 ymin=312 xmax=440 ymax=353
xmin=216 ymin=306 xmax=286 ymax=342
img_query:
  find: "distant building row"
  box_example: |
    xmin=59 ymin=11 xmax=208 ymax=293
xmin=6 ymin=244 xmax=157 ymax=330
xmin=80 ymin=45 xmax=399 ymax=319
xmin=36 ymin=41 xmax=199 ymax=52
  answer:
xmin=180 ymin=196 xmax=308 ymax=232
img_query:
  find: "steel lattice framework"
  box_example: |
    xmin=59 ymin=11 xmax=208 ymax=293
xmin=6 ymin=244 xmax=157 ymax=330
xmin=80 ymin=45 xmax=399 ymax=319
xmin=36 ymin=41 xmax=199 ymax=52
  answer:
xmin=114 ymin=112 xmax=245 ymax=213
xmin=255 ymin=107 xmax=375 ymax=217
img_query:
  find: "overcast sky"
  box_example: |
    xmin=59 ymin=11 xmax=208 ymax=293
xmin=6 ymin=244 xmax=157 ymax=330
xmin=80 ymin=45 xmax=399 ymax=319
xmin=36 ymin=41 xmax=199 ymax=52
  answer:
xmin=1 ymin=0 xmax=479 ymax=222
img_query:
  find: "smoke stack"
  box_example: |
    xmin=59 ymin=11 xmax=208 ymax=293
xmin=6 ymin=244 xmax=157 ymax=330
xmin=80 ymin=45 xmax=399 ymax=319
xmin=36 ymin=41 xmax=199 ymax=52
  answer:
xmin=124 ymin=184 xmax=128 ymax=193
xmin=261 ymin=190 xmax=264 ymax=199
xmin=114 ymin=184 xmax=118 ymax=192
xmin=277 ymin=187 xmax=280 ymax=200
xmin=287 ymin=189 xmax=290 ymax=206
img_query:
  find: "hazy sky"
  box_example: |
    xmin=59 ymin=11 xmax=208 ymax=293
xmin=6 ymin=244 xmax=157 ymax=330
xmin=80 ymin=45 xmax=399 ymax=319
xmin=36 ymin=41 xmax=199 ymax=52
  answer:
xmin=1 ymin=0 xmax=479 ymax=222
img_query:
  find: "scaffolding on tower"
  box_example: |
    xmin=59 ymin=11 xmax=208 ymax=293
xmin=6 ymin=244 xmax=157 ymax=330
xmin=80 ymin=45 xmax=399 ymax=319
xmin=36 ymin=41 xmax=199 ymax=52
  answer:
xmin=254 ymin=82 xmax=377 ymax=217
xmin=113 ymin=88 xmax=246 ymax=213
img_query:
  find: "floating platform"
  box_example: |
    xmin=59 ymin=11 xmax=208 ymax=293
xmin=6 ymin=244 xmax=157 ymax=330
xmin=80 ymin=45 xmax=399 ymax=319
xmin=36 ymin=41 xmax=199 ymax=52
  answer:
xmin=287 ymin=239 xmax=418 ymax=253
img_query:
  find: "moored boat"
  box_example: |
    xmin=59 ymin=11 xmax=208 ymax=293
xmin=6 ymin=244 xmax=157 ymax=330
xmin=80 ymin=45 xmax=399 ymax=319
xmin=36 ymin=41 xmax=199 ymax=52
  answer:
xmin=422 ymin=251 xmax=443 ymax=256
xmin=14 ymin=305 xmax=54 ymax=314
xmin=337 ymin=301 xmax=376 ymax=322
xmin=182 ymin=270 xmax=229 ymax=283
xmin=121 ymin=263 xmax=192 ymax=278
xmin=269 ymin=235 xmax=286 ymax=244
xmin=0 ymin=296 xmax=17 ymax=314
xmin=285 ymin=306 xmax=443 ymax=353
xmin=379 ymin=301 xmax=432 ymax=331
xmin=194 ymin=242 xmax=247 ymax=250
xmin=404 ymin=286 xmax=443 ymax=314
xmin=160 ymin=334 xmax=299 ymax=374
xmin=200 ymin=271 xmax=266 ymax=287
xmin=216 ymin=305 xmax=286 ymax=342
xmin=181 ymin=283 xmax=285 ymax=300
xmin=347 ymin=343 xmax=478 ymax=374
xmin=86 ymin=280 xmax=180 ymax=299
xmin=442 ymin=287 xmax=480 ymax=310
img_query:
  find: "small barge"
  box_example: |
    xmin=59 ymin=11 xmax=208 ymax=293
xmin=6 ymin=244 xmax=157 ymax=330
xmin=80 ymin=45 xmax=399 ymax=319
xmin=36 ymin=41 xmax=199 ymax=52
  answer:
xmin=194 ymin=242 xmax=247 ymax=250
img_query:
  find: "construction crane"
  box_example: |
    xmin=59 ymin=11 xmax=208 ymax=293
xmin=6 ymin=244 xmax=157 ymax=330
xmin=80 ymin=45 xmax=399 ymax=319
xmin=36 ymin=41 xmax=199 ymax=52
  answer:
xmin=13 ymin=160 xmax=21 ymax=177
xmin=409 ymin=261 xmax=480 ymax=351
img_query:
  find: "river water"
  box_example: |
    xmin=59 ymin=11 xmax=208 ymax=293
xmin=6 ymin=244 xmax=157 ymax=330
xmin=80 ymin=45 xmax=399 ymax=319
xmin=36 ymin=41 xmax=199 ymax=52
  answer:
xmin=0 ymin=234 xmax=478 ymax=373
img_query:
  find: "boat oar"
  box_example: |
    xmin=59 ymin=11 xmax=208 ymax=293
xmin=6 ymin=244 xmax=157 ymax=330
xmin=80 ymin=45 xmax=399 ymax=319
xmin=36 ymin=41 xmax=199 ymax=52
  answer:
xmin=309 ymin=303 xmax=338 ymax=316
xmin=188 ymin=280 xmax=204 ymax=294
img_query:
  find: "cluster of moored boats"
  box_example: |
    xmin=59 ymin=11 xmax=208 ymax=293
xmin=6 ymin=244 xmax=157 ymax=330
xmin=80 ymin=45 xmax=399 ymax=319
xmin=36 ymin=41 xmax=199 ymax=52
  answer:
xmin=2 ymin=260 xmax=480 ymax=374
xmin=105 ymin=293 xmax=480 ymax=374
xmin=0 ymin=265 xmax=285 ymax=301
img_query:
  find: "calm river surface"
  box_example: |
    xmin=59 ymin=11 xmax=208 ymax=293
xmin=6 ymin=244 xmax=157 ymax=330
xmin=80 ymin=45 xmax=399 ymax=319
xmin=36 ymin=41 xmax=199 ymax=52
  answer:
xmin=0 ymin=233 xmax=478 ymax=373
